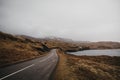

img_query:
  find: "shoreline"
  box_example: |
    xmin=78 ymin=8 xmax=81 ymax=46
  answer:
xmin=54 ymin=49 xmax=120 ymax=80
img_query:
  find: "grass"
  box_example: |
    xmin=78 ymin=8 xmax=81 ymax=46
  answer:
xmin=0 ymin=32 xmax=48 ymax=67
xmin=55 ymin=50 xmax=120 ymax=80
xmin=54 ymin=50 xmax=78 ymax=80
xmin=1 ymin=31 xmax=120 ymax=79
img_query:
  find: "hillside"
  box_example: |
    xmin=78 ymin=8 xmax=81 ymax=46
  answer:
xmin=54 ymin=50 xmax=120 ymax=80
xmin=0 ymin=31 xmax=120 ymax=67
xmin=0 ymin=32 xmax=49 ymax=67
xmin=40 ymin=38 xmax=120 ymax=52
xmin=77 ymin=42 xmax=120 ymax=49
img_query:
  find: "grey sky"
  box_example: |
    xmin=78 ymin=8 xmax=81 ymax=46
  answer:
xmin=0 ymin=0 xmax=120 ymax=41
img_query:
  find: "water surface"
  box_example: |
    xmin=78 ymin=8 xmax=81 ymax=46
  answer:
xmin=68 ymin=49 xmax=120 ymax=56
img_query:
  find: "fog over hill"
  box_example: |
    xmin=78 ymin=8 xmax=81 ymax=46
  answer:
xmin=0 ymin=0 xmax=120 ymax=42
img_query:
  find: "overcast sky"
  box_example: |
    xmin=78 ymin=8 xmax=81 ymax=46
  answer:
xmin=0 ymin=0 xmax=120 ymax=41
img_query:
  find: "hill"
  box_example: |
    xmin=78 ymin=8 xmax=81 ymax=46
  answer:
xmin=0 ymin=31 xmax=49 ymax=67
xmin=0 ymin=31 xmax=120 ymax=67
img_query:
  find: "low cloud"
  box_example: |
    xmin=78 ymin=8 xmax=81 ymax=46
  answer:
xmin=0 ymin=0 xmax=120 ymax=41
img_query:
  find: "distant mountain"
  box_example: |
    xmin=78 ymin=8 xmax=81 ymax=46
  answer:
xmin=1 ymin=31 xmax=120 ymax=51
xmin=78 ymin=41 xmax=120 ymax=49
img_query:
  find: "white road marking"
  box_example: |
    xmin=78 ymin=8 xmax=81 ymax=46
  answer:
xmin=0 ymin=64 xmax=35 ymax=80
xmin=0 ymin=50 xmax=56 ymax=80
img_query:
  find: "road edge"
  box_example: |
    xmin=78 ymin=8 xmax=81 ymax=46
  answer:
xmin=49 ymin=49 xmax=60 ymax=80
xmin=0 ymin=52 xmax=49 ymax=68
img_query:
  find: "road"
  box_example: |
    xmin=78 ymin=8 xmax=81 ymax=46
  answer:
xmin=0 ymin=49 xmax=58 ymax=80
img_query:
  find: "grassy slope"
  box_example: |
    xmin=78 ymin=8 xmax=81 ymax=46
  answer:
xmin=0 ymin=32 xmax=48 ymax=67
xmin=78 ymin=42 xmax=120 ymax=49
xmin=1 ymin=31 xmax=120 ymax=79
xmin=54 ymin=50 xmax=78 ymax=80
xmin=55 ymin=50 xmax=120 ymax=80
xmin=41 ymin=39 xmax=120 ymax=52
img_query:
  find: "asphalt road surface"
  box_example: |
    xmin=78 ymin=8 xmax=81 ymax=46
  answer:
xmin=0 ymin=49 xmax=58 ymax=80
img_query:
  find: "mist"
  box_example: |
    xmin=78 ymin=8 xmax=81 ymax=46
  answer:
xmin=0 ymin=0 xmax=120 ymax=41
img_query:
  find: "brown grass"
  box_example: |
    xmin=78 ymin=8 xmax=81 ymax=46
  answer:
xmin=54 ymin=50 xmax=78 ymax=80
xmin=55 ymin=50 xmax=120 ymax=80
xmin=0 ymin=32 xmax=48 ymax=67
xmin=0 ymin=39 xmax=48 ymax=67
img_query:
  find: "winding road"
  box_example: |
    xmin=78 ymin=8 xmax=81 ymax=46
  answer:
xmin=0 ymin=49 xmax=58 ymax=80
